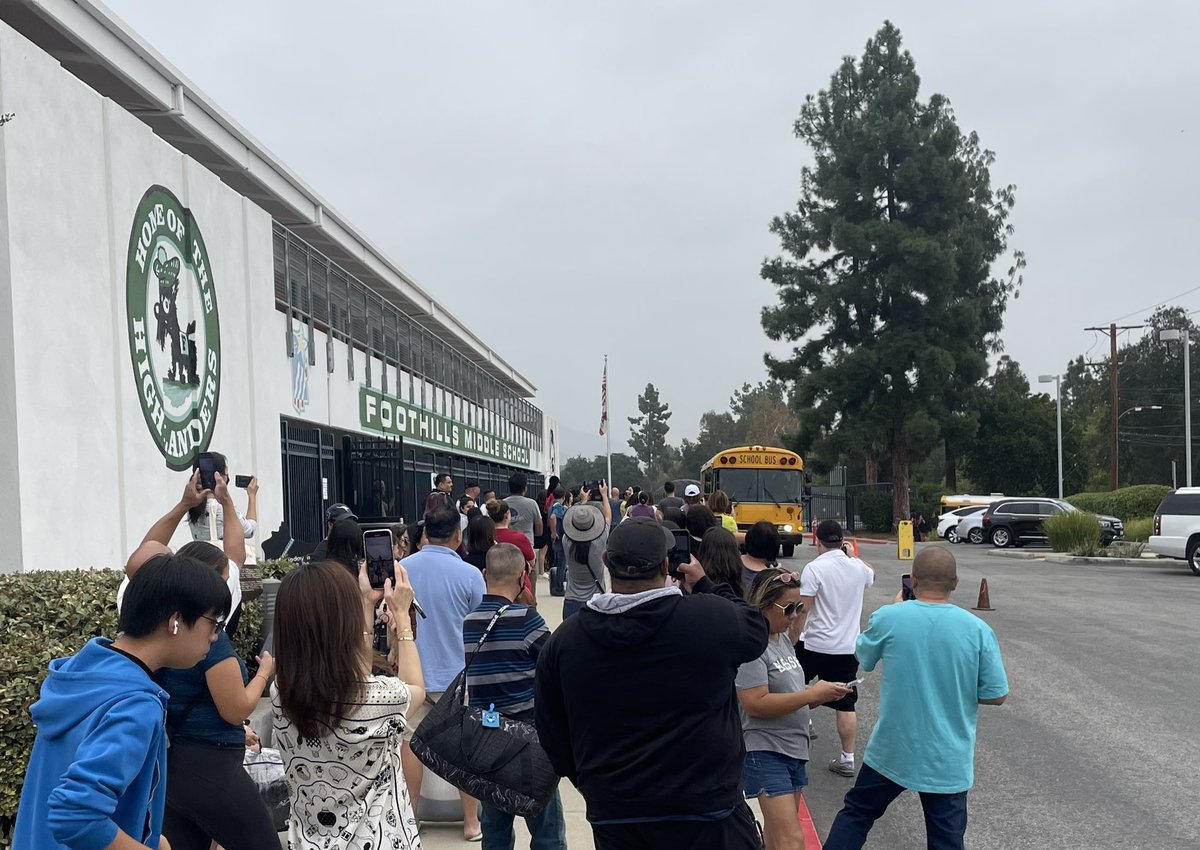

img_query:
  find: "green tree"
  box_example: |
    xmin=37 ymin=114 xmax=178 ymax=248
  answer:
xmin=963 ymin=358 xmax=1084 ymax=496
xmin=628 ymin=383 xmax=672 ymax=474
xmin=559 ymin=453 xmax=644 ymax=491
xmin=679 ymin=411 xmax=741 ymax=476
xmin=761 ymin=22 xmax=1020 ymax=523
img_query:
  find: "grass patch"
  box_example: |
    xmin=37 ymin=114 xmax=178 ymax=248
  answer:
xmin=1045 ymin=510 xmax=1102 ymax=556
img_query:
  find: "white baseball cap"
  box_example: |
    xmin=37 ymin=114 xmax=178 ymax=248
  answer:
xmin=684 ymin=484 xmax=701 ymax=497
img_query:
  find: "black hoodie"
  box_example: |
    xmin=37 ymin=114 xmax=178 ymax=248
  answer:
xmin=535 ymin=577 xmax=768 ymax=821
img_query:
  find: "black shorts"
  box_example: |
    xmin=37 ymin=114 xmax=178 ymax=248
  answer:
xmin=794 ymin=641 xmax=859 ymax=711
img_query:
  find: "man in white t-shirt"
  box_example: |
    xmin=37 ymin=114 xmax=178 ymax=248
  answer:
xmin=796 ymin=519 xmax=875 ymax=779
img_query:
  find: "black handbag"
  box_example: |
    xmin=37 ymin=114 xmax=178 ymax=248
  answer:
xmin=410 ymin=605 xmax=560 ymax=817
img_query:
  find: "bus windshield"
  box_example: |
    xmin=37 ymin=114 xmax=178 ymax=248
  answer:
xmin=716 ymin=468 xmax=804 ymax=504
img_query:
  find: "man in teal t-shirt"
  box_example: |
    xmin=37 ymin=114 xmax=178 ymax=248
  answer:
xmin=824 ymin=547 xmax=1008 ymax=850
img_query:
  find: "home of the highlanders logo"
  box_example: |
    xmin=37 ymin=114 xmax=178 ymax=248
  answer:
xmin=125 ymin=185 xmax=221 ymax=470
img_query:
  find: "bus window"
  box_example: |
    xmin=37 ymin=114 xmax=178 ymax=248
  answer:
xmin=716 ymin=469 xmax=758 ymax=504
xmin=759 ymin=468 xmax=804 ymax=503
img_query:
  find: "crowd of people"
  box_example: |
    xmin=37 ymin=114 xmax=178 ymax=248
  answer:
xmin=15 ymin=466 xmax=1008 ymax=850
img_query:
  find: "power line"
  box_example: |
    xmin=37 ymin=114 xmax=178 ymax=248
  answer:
xmin=1105 ymin=285 xmax=1200 ymax=324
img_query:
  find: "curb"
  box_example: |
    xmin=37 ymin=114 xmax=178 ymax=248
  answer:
xmin=1042 ymin=553 xmax=1164 ymax=567
xmin=984 ymin=549 xmax=1042 ymax=560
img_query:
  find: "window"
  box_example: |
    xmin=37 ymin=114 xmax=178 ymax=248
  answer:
xmin=1160 ymin=494 xmax=1200 ymax=516
xmin=271 ymin=223 xmax=545 ymax=449
xmin=716 ymin=469 xmax=758 ymax=504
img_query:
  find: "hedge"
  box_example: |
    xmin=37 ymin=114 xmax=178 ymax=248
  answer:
xmin=858 ymin=490 xmax=894 ymax=533
xmin=0 ymin=558 xmax=298 ymax=846
xmin=1065 ymin=485 xmax=1171 ymax=521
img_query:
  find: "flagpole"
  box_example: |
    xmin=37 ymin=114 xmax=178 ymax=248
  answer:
xmin=605 ymin=355 xmax=613 ymax=493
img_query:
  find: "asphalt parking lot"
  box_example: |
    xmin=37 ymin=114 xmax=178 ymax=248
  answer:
xmin=327 ymin=540 xmax=1200 ymax=850
xmin=792 ymin=540 xmax=1200 ymax=850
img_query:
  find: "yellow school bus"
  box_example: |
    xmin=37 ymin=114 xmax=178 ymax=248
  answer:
xmin=700 ymin=445 xmax=805 ymax=556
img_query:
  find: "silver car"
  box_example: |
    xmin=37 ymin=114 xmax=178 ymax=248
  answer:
xmin=954 ymin=511 xmax=987 ymax=545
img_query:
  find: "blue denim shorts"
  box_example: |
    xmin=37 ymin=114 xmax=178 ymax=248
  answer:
xmin=743 ymin=750 xmax=809 ymax=798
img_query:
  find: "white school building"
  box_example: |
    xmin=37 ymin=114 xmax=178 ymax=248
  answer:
xmin=0 ymin=1 xmax=558 ymax=572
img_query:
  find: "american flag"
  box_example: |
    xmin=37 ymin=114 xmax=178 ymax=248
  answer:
xmin=599 ymin=360 xmax=608 ymax=436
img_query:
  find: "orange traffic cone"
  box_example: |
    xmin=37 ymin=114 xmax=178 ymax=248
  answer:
xmin=971 ymin=578 xmax=994 ymax=612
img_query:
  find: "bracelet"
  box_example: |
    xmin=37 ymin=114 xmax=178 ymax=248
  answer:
xmin=254 ymin=674 xmax=268 ymax=684
xmin=394 ymin=634 xmax=415 ymax=642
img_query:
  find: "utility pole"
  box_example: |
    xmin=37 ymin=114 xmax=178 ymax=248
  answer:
xmin=1084 ymin=322 xmax=1145 ymax=490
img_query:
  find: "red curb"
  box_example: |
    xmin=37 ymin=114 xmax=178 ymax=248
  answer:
xmin=799 ymin=795 xmax=823 ymax=849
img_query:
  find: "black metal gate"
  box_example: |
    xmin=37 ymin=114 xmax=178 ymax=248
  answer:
xmin=343 ymin=435 xmax=405 ymax=523
xmin=280 ymin=421 xmax=336 ymax=545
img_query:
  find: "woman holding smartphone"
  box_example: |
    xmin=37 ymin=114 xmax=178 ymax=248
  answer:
xmin=272 ymin=559 xmax=425 ymax=850
xmin=737 ymin=568 xmax=852 ymax=850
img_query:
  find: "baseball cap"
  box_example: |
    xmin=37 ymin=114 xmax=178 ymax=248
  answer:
xmin=605 ymin=517 xmax=673 ymax=578
xmin=325 ymin=503 xmax=357 ymax=524
xmin=816 ymin=519 xmax=844 ymax=545
xmin=683 ymin=484 xmax=701 ymax=497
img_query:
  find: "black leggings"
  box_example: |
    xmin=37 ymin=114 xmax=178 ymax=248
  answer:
xmin=163 ymin=740 xmax=279 ymax=850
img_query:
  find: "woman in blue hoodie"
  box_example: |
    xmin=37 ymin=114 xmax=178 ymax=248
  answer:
xmin=14 ymin=553 xmax=230 ymax=850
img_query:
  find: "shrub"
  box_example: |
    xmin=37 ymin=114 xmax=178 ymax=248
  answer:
xmin=1044 ymin=510 xmax=1102 ymax=556
xmin=0 ymin=558 xmax=298 ymax=846
xmin=1065 ymin=485 xmax=1171 ymax=521
xmin=857 ymin=490 xmax=894 ymax=533
xmin=1123 ymin=518 xmax=1153 ymax=543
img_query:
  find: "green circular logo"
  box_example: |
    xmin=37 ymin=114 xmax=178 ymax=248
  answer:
xmin=125 ymin=185 xmax=221 ymax=471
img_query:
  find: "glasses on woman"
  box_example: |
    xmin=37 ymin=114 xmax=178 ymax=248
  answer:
xmin=773 ymin=570 xmax=801 ymax=585
xmin=198 ymin=614 xmax=226 ymax=634
xmin=771 ymin=600 xmax=803 ymax=618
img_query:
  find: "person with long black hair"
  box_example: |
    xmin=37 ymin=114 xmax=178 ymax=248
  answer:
xmin=560 ymin=482 xmax=612 ymax=618
xmin=273 ymin=560 xmax=425 ymax=850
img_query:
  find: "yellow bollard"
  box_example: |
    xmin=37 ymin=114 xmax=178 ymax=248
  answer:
xmin=897 ymin=520 xmax=915 ymax=560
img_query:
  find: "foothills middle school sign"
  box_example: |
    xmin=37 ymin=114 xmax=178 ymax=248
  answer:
xmin=360 ymin=386 xmax=531 ymax=467
xmin=125 ymin=186 xmax=221 ymax=470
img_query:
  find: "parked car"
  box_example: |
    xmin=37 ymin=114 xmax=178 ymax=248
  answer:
xmin=954 ymin=512 xmax=987 ymax=545
xmin=1148 ymin=487 xmax=1200 ymax=576
xmin=937 ymin=505 xmax=987 ymax=543
xmin=982 ymin=498 xmax=1124 ymax=548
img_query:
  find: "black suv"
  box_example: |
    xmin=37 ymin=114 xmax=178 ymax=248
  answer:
xmin=981 ymin=498 xmax=1124 ymax=548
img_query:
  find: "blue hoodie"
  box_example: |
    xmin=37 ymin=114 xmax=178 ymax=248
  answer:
xmin=14 ymin=637 xmax=169 ymax=850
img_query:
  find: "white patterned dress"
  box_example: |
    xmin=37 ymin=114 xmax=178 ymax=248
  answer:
xmin=272 ymin=677 xmax=421 ymax=850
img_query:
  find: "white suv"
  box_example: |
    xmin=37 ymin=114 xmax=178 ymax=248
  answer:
xmin=1148 ymin=488 xmax=1200 ymax=576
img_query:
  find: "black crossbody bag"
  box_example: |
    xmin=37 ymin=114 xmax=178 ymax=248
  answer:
xmin=410 ymin=605 xmax=559 ymax=816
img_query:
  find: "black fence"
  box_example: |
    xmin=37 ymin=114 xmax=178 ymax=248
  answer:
xmin=804 ymin=483 xmax=917 ymax=533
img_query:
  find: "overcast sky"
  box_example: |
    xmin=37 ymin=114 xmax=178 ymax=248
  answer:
xmin=104 ymin=0 xmax=1200 ymax=460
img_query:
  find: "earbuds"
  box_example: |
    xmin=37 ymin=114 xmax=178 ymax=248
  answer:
xmin=171 ymin=620 xmax=179 ymax=635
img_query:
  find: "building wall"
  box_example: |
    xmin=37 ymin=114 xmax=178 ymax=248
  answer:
xmin=0 ymin=21 xmax=554 ymax=571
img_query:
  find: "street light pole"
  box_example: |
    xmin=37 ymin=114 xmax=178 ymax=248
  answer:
xmin=1038 ymin=374 xmax=1063 ymax=498
xmin=1159 ymin=329 xmax=1192 ymax=487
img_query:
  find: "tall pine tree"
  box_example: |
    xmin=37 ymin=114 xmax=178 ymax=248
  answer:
xmin=762 ymin=22 xmax=1020 ymax=522
xmin=628 ymin=383 xmax=672 ymax=476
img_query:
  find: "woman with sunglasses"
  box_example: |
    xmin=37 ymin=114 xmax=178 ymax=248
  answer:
xmin=737 ymin=568 xmax=852 ymax=850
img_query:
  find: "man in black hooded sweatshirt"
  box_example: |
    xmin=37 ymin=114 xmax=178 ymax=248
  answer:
xmin=535 ymin=516 xmax=769 ymax=849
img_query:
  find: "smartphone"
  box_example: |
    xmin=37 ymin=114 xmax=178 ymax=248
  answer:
xmin=197 ymin=452 xmax=217 ymax=491
xmin=901 ymin=573 xmax=915 ymax=601
xmin=667 ymin=528 xmax=691 ymax=578
xmin=363 ymin=528 xmax=396 ymax=590
xmin=234 ymin=475 xmax=253 ymax=489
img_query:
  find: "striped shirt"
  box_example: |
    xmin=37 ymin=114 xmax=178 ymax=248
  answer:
xmin=462 ymin=595 xmax=550 ymax=723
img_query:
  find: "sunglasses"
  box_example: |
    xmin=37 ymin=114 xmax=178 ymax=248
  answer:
xmin=771 ymin=601 xmax=803 ymax=618
xmin=772 ymin=570 xmax=801 ymax=585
